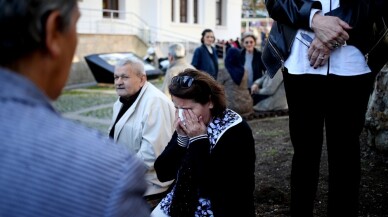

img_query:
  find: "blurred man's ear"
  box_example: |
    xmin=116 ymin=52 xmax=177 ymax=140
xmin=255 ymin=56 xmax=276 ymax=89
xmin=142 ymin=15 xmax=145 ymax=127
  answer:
xmin=44 ymin=11 xmax=62 ymax=57
xmin=168 ymin=53 xmax=174 ymax=63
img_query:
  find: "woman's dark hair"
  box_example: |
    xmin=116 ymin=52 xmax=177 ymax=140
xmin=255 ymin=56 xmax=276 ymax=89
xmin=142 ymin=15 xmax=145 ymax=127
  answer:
xmin=169 ymin=68 xmax=226 ymax=117
xmin=200 ymin=28 xmax=214 ymax=44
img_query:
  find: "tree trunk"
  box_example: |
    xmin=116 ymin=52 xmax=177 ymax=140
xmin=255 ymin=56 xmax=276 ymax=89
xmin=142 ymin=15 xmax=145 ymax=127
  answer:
xmin=364 ymin=64 xmax=388 ymax=151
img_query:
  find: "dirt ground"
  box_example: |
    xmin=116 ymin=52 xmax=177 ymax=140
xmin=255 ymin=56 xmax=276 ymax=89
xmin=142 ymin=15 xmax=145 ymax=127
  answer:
xmin=249 ymin=116 xmax=388 ymax=217
xmin=57 ymin=83 xmax=387 ymax=216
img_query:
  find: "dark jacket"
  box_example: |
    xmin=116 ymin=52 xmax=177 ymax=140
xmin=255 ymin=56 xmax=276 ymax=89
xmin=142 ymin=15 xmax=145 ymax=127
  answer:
xmin=240 ymin=48 xmax=266 ymax=82
xmin=191 ymin=44 xmax=219 ymax=79
xmin=154 ymin=121 xmax=256 ymax=217
xmin=263 ymin=0 xmax=377 ymax=77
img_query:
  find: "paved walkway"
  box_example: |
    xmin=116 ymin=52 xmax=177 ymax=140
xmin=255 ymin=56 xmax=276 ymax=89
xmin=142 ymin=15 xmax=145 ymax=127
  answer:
xmin=63 ymin=103 xmax=113 ymax=125
xmin=55 ymin=87 xmax=116 ymax=133
xmin=56 ymin=79 xmax=164 ymax=133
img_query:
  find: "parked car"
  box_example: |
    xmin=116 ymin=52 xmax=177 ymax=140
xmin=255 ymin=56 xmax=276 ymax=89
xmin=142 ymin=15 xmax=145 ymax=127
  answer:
xmin=85 ymin=52 xmax=164 ymax=84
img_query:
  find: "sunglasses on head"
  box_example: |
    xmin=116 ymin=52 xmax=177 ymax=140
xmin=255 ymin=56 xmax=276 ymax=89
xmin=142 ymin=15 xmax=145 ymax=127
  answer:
xmin=171 ymin=75 xmax=195 ymax=88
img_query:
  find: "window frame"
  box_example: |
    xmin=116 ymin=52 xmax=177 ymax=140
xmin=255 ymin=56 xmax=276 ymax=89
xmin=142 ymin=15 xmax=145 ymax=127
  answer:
xmin=103 ymin=0 xmax=119 ymax=19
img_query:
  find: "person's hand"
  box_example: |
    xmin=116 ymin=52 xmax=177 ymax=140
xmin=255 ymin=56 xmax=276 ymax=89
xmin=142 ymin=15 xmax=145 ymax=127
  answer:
xmin=175 ymin=110 xmax=187 ymax=136
xmin=251 ymin=83 xmax=259 ymax=94
xmin=308 ymin=37 xmax=331 ymax=68
xmin=180 ymin=109 xmax=207 ymax=138
xmin=311 ymin=14 xmax=351 ymax=50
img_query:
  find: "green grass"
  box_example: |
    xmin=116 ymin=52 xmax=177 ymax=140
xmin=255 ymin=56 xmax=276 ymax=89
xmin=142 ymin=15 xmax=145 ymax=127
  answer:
xmin=81 ymin=107 xmax=113 ymax=119
xmin=264 ymin=147 xmax=278 ymax=156
xmin=85 ymin=84 xmax=115 ymax=91
xmin=53 ymin=91 xmax=117 ymax=113
xmin=52 ymin=77 xmax=166 ymax=133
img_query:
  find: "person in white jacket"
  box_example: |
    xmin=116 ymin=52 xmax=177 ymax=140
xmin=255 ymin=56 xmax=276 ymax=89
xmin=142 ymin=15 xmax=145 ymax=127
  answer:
xmin=109 ymin=57 xmax=176 ymax=199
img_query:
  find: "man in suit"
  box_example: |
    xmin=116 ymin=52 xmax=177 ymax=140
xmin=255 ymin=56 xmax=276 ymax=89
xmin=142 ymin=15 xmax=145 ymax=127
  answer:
xmin=109 ymin=57 xmax=176 ymax=199
xmin=0 ymin=1 xmax=149 ymax=216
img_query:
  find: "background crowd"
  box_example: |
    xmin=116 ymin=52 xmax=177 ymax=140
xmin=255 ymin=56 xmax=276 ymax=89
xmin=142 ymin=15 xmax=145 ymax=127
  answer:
xmin=187 ymin=29 xmax=288 ymax=120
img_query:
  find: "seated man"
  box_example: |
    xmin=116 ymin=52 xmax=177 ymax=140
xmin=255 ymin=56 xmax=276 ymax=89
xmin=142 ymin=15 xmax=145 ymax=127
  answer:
xmin=109 ymin=57 xmax=176 ymax=199
xmin=251 ymin=70 xmax=288 ymax=112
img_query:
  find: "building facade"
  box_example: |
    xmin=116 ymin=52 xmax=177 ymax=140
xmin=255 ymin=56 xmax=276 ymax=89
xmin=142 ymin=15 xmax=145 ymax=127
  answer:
xmin=68 ymin=0 xmax=242 ymax=87
xmin=78 ymin=0 xmax=242 ymax=43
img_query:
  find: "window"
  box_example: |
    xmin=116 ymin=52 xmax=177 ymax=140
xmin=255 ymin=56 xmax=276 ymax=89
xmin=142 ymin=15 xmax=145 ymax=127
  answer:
xmin=193 ymin=0 xmax=198 ymax=24
xmin=172 ymin=0 xmax=198 ymax=24
xmin=216 ymin=0 xmax=223 ymax=25
xmin=103 ymin=0 xmax=119 ymax=18
xmin=172 ymin=0 xmax=175 ymax=22
xmin=180 ymin=0 xmax=187 ymax=23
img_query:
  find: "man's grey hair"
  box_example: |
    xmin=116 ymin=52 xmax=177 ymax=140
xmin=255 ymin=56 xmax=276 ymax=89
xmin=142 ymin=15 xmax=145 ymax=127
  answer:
xmin=115 ymin=56 xmax=146 ymax=76
xmin=0 ymin=0 xmax=78 ymax=65
xmin=168 ymin=43 xmax=186 ymax=59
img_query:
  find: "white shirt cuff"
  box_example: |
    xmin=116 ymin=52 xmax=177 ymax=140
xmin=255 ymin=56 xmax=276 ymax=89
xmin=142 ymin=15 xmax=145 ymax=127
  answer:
xmin=177 ymin=134 xmax=189 ymax=148
xmin=310 ymin=9 xmax=322 ymax=29
xmin=188 ymin=134 xmax=208 ymax=145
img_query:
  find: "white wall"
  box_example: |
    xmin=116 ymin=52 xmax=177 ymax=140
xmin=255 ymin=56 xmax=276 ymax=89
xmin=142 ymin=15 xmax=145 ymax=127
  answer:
xmin=78 ymin=0 xmax=101 ymax=9
xmin=215 ymin=0 xmax=242 ymax=40
xmin=77 ymin=0 xmax=242 ymax=43
xmin=153 ymin=0 xmax=242 ymax=43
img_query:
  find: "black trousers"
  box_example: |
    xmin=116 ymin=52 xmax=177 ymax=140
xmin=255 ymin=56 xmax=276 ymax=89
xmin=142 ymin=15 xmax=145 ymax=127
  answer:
xmin=283 ymin=69 xmax=375 ymax=217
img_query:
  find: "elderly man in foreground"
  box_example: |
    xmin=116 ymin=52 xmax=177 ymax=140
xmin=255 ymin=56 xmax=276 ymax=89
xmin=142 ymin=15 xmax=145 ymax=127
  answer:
xmin=0 ymin=0 xmax=149 ymax=216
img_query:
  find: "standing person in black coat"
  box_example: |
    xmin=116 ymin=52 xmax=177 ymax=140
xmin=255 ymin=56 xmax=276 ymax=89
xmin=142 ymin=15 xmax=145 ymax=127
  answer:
xmin=191 ymin=29 xmax=219 ymax=79
xmin=151 ymin=68 xmax=256 ymax=217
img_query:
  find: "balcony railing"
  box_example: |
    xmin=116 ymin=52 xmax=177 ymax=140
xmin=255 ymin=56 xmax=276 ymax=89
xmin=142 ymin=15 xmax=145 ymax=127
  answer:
xmin=78 ymin=8 xmax=199 ymax=45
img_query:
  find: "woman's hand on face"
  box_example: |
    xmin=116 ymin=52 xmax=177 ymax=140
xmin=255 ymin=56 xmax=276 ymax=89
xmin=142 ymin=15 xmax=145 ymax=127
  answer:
xmin=181 ymin=109 xmax=207 ymax=138
xmin=175 ymin=110 xmax=187 ymax=136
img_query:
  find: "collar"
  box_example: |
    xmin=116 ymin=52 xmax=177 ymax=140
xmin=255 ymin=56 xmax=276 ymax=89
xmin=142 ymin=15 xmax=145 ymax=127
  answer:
xmin=119 ymin=87 xmax=142 ymax=106
xmin=0 ymin=67 xmax=56 ymax=113
xmin=207 ymin=109 xmax=242 ymax=149
xmin=169 ymin=58 xmax=186 ymax=68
